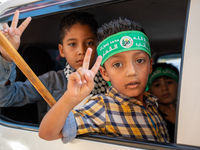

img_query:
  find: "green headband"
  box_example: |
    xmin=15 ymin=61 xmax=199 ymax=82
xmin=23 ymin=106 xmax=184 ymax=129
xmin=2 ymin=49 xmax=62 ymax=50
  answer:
xmin=97 ymin=30 xmax=151 ymax=66
xmin=146 ymin=67 xmax=179 ymax=91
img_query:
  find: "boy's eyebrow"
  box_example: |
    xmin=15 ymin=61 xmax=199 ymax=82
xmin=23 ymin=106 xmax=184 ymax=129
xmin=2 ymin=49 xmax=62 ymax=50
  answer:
xmin=109 ymin=53 xmax=124 ymax=59
xmin=153 ymin=76 xmax=174 ymax=83
xmin=66 ymin=37 xmax=96 ymax=42
xmin=66 ymin=38 xmax=77 ymax=42
xmin=86 ymin=37 xmax=96 ymax=40
xmin=110 ymin=50 xmax=147 ymax=58
xmin=153 ymin=78 xmax=162 ymax=82
xmin=133 ymin=51 xmax=147 ymax=56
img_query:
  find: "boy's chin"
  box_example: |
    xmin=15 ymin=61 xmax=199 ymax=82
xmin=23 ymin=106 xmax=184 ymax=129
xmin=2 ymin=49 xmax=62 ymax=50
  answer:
xmin=158 ymin=98 xmax=176 ymax=105
xmin=72 ymin=64 xmax=82 ymax=70
xmin=121 ymin=91 xmax=143 ymax=99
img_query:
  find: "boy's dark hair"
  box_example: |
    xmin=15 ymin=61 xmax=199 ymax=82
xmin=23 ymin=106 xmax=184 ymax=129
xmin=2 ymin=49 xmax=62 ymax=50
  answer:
xmin=152 ymin=63 xmax=179 ymax=78
xmin=59 ymin=12 xmax=98 ymax=44
xmin=97 ymin=17 xmax=145 ymax=44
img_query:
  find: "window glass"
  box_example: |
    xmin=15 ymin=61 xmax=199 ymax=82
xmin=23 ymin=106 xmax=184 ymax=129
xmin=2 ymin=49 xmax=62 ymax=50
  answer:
xmin=157 ymin=53 xmax=181 ymax=71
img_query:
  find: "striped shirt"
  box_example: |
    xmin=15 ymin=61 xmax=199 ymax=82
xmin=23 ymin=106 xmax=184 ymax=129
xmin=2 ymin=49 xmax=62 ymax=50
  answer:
xmin=62 ymin=87 xmax=169 ymax=143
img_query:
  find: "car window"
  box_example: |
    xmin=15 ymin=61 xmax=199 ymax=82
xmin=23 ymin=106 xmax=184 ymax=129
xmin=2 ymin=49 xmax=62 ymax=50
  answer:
xmin=2 ymin=0 xmax=200 ymax=149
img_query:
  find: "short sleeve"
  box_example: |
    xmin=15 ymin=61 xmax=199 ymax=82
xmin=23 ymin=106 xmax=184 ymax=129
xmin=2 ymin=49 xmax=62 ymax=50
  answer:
xmin=62 ymin=111 xmax=77 ymax=143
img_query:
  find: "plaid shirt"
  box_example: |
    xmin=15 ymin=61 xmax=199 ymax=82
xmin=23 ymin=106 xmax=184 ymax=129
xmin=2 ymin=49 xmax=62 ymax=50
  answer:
xmin=71 ymin=87 xmax=169 ymax=143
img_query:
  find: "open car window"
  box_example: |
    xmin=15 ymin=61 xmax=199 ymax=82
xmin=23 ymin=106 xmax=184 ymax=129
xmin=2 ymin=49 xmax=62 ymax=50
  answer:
xmin=1 ymin=0 xmax=200 ymax=149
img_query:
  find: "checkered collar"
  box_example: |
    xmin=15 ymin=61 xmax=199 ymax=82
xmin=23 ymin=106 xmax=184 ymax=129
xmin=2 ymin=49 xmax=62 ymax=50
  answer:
xmin=107 ymin=86 xmax=158 ymax=107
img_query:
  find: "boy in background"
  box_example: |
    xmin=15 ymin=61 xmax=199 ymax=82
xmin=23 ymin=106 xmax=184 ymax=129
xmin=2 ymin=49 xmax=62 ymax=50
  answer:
xmin=0 ymin=10 xmax=108 ymax=121
xmin=39 ymin=18 xmax=169 ymax=143
xmin=146 ymin=63 xmax=179 ymax=142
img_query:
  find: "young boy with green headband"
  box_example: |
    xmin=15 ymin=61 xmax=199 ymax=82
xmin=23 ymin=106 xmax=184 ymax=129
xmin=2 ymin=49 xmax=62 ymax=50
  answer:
xmin=39 ymin=18 xmax=169 ymax=143
xmin=147 ymin=63 xmax=179 ymax=142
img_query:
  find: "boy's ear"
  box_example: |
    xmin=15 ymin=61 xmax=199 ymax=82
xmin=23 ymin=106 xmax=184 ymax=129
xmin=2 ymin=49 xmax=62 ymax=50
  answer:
xmin=58 ymin=44 xmax=65 ymax=58
xmin=149 ymin=58 xmax=153 ymax=74
xmin=99 ymin=66 xmax=110 ymax=82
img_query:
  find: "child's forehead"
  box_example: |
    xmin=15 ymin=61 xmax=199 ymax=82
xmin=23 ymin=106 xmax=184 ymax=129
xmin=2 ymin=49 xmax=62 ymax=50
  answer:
xmin=64 ymin=23 xmax=96 ymax=38
xmin=109 ymin=50 xmax=149 ymax=58
xmin=153 ymin=76 xmax=174 ymax=82
xmin=67 ymin=23 xmax=91 ymax=31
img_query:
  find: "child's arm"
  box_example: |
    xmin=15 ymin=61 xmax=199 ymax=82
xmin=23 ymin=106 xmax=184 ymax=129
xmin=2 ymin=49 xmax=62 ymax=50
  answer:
xmin=0 ymin=10 xmax=31 ymax=61
xmin=39 ymin=48 xmax=102 ymax=140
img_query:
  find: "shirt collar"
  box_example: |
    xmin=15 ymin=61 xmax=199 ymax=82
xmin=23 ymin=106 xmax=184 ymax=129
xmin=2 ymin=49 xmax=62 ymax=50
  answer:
xmin=107 ymin=86 xmax=158 ymax=107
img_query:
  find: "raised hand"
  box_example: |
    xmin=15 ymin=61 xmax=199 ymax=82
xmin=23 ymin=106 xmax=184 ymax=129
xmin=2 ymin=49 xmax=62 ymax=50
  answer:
xmin=67 ymin=48 xmax=102 ymax=106
xmin=163 ymin=104 xmax=176 ymax=124
xmin=0 ymin=10 xmax=31 ymax=61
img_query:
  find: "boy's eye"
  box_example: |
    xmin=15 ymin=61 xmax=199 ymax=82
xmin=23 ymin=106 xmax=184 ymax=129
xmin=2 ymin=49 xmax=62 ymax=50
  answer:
xmin=166 ymin=79 xmax=174 ymax=84
xmin=136 ymin=58 xmax=145 ymax=64
xmin=87 ymin=41 xmax=95 ymax=46
xmin=153 ymin=83 xmax=160 ymax=88
xmin=68 ymin=43 xmax=76 ymax=47
xmin=167 ymin=81 xmax=173 ymax=84
xmin=113 ymin=62 xmax=122 ymax=68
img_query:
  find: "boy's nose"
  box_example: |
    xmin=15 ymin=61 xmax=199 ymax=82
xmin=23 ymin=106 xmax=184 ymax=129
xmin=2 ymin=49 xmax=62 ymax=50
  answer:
xmin=78 ymin=44 xmax=87 ymax=55
xmin=126 ymin=63 xmax=137 ymax=76
xmin=162 ymin=82 xmax=168 ymax=90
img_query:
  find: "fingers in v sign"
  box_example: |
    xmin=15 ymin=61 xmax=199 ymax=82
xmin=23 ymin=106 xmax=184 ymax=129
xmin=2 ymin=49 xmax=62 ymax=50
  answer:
xmin=85 ymin=48 xmax=102 ymax=75
xmin=76 ymin=48 xmax=102 ymax=85
xmin=1 ymin=10 xmax=32 ymax=61
xmin=10 ymin=10 xmax=32 ymax=34
xmin=83 ymin=48 xmax=102 ymax=76
xmin=2 ymin=10 xmax=31 ymax=37
xmin=67 ymin=48 xmax=102 ymax=103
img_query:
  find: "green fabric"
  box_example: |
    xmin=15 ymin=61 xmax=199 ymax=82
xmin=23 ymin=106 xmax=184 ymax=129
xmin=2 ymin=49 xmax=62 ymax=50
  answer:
xmin=97 ymin=31 xmax=151 ymax=65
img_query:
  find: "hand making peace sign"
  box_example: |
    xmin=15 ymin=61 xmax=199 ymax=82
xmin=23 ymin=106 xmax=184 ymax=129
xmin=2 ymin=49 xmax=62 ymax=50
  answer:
xmin=0 ymin=10 xmax=31 ymax=61
xmin=67 ymin=48 xmax=102 ymax=105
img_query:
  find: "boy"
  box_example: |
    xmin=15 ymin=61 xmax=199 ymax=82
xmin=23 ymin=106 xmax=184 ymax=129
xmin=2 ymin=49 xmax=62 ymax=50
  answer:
xmin=146 ymin=63 xmax=179 ymax=142
xmin=39 ymin=18 xmax=169 ymax=143
xmin=0 ymin=10 xmax=108 ymax=120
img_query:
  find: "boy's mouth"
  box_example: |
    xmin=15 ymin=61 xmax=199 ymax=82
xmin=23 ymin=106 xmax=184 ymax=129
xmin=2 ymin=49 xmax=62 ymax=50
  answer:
xmin=76 ymin=59 xmax=84 ymax=64
xmin=162 ymin=93 xmax=170 ymax=98
xmin=125 ymin=81 xmax=139 ymax=89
